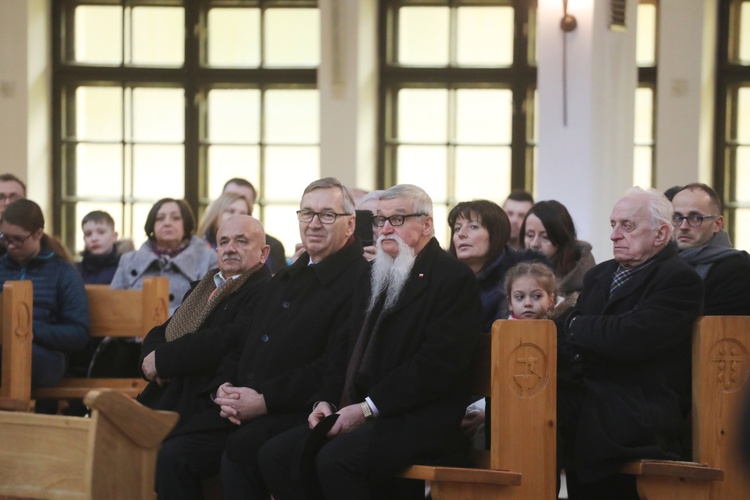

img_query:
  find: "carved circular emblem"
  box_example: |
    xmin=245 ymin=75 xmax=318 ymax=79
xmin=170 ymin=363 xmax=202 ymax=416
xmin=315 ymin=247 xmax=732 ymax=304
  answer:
xmin=710 ymin=338 xmax=749 ymax=394
xmin=507 ymin=343 xmax=548 ymax=398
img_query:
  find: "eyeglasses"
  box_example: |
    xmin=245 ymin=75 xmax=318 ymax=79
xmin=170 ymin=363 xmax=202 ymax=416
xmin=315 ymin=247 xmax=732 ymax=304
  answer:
xmin=0 ymin=232 xmax=33 ymax=247
xmin=0 ymin=194 xmax=21 ymax=203
xmin=372 ymin=213 xmax=425 ymax=227
xmin=296 ymin=210 xmax=352 ymax=224
xmin=671 ymin=214 xmax=719 ymax=228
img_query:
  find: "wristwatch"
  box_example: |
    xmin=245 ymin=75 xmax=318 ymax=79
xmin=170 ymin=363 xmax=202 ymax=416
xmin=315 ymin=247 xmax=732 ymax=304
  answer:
xmin=360 ymin=401 xmax=374 ymax=421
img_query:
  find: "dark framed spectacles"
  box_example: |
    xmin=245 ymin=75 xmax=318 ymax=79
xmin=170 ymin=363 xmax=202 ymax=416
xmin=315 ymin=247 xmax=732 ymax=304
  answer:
xmin=0 ymin=193 xmax=21 ymax=203
xmin=0 ymin=231 xmax=33 ymax=247
xmin=372 ymin=213 xmax=426 ymax=227
xmin=671 ymin=214 xmax=719 ymax=228
xmin=296 ymin=210 xmax=351 ymax=224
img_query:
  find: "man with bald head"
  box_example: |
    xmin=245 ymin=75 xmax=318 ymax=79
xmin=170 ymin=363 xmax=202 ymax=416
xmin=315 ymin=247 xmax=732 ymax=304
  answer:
xmin=138 ymin=214 xmax=272 ymax=424
xmin=671 ymin=183 xmax=750 ymax=315
xmin=556 ymin=187 xmax=703 ymax=499
xmin=154 ymin=178 xmax=369 ymax=500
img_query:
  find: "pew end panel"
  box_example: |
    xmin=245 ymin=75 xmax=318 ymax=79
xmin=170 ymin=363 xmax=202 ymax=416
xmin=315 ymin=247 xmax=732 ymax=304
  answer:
xmin=692 ymin=315 xmax=750 ymax=499
xmin=622 ymin=316 xmax=750 ymax=500
xmin=0 ymin=389 xmax=177 ymax=500
xmin=0 ymin=280 xmax=33 ymax=411
xmin=400 ymin=319 xmax=557 ymax=500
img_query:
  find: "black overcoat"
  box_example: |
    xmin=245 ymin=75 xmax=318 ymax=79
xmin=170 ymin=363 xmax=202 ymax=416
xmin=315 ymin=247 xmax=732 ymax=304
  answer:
xmin=137 ymin=266 xmax=272 ymax=431
xmin=559 ymin=242 xmax=704 ymax=482
xmin=316 ymin=238 xmax=481 ymax=478
xmin=180 ymin=238 xmax=369 ymax=462
xmin=701 ymin=252 xmax=750 ymax=315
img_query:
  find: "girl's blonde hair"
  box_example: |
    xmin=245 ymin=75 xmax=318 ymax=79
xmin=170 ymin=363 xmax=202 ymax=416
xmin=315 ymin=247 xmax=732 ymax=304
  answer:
xmin=504 ymin=262 xmax=558 ymax=298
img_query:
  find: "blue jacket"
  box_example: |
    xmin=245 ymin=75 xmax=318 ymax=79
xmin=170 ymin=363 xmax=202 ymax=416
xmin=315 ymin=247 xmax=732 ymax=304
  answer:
xmin=0 ymin=247 xmax=90 ymax=353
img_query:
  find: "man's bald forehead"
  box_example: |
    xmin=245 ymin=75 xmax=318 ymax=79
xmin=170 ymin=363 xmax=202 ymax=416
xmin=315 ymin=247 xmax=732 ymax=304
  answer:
xmin=218 ymin=214 xmax=265 ymax=239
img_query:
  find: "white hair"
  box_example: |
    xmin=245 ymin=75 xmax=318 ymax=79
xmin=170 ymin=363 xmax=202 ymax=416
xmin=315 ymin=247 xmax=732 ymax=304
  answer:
xmin=624 ymin=186 xmax=674 ymax=238
xmin=379 ymin=184 xmax=434 ymax=237
xmin=368 ymin=233 xmax=416 ymax=312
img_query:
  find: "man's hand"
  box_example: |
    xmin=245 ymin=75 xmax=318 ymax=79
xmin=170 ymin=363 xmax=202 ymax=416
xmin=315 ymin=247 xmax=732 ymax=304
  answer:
xmin=362 ymin=245 xmax=377 ymax=262
xmin=460 ymin=410 xmax=485 ymax=437
xmin=214 ymin=385 xmax=267 ymax=425
xmin=142 ymin=351 xmax=158 ymax=381
xmin=327 ymin=403 xmax=367 ymax=437
xmin=308 ymin=401 xmax=334 ymax=428
xmin=291 ymin=243 xmax=306 ymax=263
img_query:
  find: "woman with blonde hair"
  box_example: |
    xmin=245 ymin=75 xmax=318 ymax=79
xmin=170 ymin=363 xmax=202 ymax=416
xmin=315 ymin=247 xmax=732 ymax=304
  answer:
xmin=197 ymin=192 xmax=251 ymax=248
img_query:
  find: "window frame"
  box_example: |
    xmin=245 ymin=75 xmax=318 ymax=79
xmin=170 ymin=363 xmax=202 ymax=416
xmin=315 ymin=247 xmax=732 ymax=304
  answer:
xmin=376 ymin=0 xmax=538 ymax=201
xmin=52 ymin=0 xmax=318 ymax=253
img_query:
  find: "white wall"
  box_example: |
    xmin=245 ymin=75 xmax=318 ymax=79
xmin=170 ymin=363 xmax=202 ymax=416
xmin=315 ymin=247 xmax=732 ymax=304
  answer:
xmin=0 ymin=0 xmax=51 ymax=225
xmin=655 ymin=0 xmax=717 ymax=189
xmin=537 ymin=0 xmax=638 ymax=264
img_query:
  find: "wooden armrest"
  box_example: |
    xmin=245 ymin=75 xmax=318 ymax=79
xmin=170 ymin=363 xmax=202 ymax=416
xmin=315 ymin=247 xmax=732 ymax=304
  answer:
xmin=84 ymin=389 xmax=178 ymax=449
xmin=0 ymin=396 xmax=34 ymax=412
xmin=400 ymin=464 xmax=522 ymax=486
xmin=32 ymin=378 xmax=147 ymax=400
xmin=622 ymin=459 xmax=724 ymax=481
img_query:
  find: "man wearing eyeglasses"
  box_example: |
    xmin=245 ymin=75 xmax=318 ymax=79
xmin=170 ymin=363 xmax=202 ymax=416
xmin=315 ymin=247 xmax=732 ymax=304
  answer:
xmin=154 ymin=177 xmax=369 ymax=500
xmin=259 ymin=184 xmax=481 ymax=500
xmin=555 ymin=187 xmax=703 ymax=499
xmin=0 ymin=173 xmax=26 ymax=218
xmin=671 ymin=183 xmax=750 ymax=315
xmin=0 ymin=174 xmax=26 ymax=257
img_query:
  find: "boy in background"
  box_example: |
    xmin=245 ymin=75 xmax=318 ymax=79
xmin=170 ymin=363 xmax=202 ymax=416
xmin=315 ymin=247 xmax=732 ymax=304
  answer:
xmin=76 ymin=210 xmax=132 ymax=285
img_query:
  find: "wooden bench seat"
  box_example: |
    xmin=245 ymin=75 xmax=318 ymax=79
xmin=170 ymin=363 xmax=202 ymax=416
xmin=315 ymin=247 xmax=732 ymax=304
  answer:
xmin=399 ymin=319 xmax=557 ymax=500
xmin=0 ymin=389 xmax=177 ymax=499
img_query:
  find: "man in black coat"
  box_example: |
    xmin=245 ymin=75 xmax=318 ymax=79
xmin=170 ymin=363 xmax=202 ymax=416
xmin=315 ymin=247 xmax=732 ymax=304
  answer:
xmin=557 ymin=187 xmax=704 ymax=499
xmin=155 ymin=178 xmax=369 ymax=500
xmin=258 ymin=183 xmax=481 ymax=500
xmin=671 ymin=183 xmax=750 ymax=315
xmin=138 ymin=214 xmax=272 ymax=420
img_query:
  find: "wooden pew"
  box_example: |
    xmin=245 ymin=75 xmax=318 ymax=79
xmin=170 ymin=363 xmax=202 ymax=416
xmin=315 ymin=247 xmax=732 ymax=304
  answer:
xmin=31 ymin=276 xmax=170 ymax=402
xmin=0 ymin=280 xmax=33 ymax=411
xmin=622 ymin=315 xmax=750 ymax=499
xmin=0 ymin=389 xmax=177 ymax=499
xmin=400 ymin=319 xmax=557 ymax=500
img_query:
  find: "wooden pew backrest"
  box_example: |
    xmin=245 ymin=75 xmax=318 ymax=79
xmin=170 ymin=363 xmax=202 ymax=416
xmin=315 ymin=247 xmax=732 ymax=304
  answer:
xmin=31 ymin=276 xmax=170 ymax=401
xmin=0 ymin=280 xmax=33 ymax=411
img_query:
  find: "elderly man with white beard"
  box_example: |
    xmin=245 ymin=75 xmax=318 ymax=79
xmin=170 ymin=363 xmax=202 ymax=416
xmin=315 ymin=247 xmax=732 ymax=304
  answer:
xmin=258 ymin=184 xmax=481 ymax=500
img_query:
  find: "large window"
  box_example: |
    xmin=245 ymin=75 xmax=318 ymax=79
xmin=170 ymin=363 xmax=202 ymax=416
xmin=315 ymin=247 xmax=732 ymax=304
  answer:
xmin=634 ymin=0 xmax=657 ymax=188
xmin=53 ymin=0 xmax=319 ymax=254
xmin=717 ymin=0 xmax=750 ymax=249
xmin=378 ymin=0 xmax=537 ymax=243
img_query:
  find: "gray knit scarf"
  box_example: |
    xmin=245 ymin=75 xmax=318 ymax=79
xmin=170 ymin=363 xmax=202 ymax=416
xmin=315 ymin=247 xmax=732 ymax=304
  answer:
xmin=679 ymin=231 xmax=747 ymax=280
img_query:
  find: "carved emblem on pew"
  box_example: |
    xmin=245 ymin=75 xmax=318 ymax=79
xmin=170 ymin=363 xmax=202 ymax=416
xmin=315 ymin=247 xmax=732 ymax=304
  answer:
xmin=508 ymin=343 xmax=548 ymax=397
xmin=711 ymin=338 xmax=749 ymax=393
xmin=13 ymin=302 xmax=31 ymax=340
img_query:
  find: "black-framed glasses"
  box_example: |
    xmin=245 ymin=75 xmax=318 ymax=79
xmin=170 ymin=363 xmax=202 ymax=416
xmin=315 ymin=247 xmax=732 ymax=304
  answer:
xmin=0 ymin=193 xmax=21 ymax=203
xmin=671 ymin=214 xmax=719 ymax=227
xmin=372 ymin=213 xmax=425 ymax=227
xmin=296 ymin=210 xmax=352 ymax=224
xmin=0 ymin=232 xmax=33 ymax=247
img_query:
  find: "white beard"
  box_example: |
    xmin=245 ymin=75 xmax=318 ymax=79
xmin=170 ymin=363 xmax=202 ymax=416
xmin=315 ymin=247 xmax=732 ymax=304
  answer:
xmin=368 ymin=234 xmax=416 ymax=312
